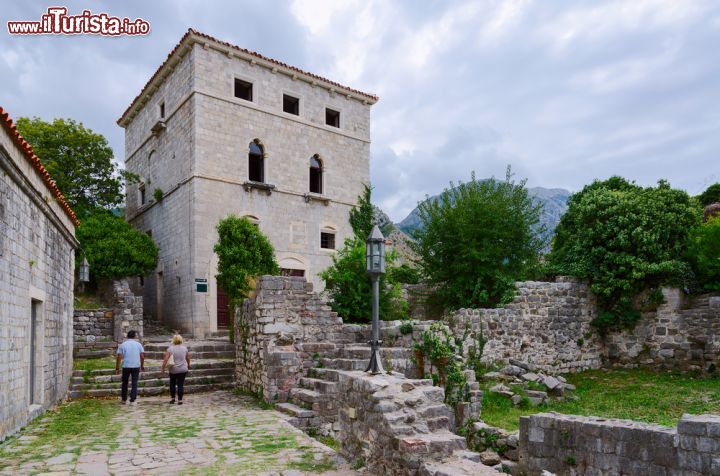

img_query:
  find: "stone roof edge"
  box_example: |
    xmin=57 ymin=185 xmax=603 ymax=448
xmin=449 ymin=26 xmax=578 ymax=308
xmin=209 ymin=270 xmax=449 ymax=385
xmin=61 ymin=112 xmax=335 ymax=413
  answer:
xmin=117 ymin=28 xmax=379 ymax=127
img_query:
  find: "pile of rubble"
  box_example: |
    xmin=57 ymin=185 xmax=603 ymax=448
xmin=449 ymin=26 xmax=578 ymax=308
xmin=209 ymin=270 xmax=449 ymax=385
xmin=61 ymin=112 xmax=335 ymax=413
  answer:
xmin=483 ymin=359 xmax=577 ymax=406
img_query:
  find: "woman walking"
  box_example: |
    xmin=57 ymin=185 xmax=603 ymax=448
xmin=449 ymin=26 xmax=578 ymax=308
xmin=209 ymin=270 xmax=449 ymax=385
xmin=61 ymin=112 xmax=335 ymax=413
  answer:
xmin=161 ymin=334 xmax=190 ymax=404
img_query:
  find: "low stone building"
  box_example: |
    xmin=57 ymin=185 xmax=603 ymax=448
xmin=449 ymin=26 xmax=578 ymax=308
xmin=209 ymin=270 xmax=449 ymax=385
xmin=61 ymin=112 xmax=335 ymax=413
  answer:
xmin=0 ymin=107 xmax=79 ymax=441
xmin=119 ymin=29 xmax=377 ymax=337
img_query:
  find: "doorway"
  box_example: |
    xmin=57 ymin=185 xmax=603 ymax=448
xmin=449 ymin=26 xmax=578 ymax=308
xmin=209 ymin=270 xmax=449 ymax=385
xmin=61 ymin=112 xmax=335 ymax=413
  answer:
xmin=217 ymin=288 xmax=229 ymax=329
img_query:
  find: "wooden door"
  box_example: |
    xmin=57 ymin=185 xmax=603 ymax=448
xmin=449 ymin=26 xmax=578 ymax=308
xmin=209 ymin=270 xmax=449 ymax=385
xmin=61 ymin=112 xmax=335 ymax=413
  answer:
xmin=217 ymin=287 xmax=229 ymax=329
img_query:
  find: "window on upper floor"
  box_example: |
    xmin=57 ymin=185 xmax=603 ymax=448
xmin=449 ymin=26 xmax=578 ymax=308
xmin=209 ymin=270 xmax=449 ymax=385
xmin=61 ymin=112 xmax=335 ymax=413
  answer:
xmin=234 ymin=78 xmax=253 ymax=101
xmin=309 ymin=155 xmax=323 ymax=194
xmin=283 ymin=94 xmax=299 ymax=115
xmin=325 ymin=108 xmax=340 ymax=128
xmin=248 ymin=140 xmax=264 ymax=182
xmin=159 ymin=102 xmax=165 ymax=119
xmin=320 ymin=230 xmax=336 ymax=250
xmin=139 ymin=184 xmax=146 ymax=206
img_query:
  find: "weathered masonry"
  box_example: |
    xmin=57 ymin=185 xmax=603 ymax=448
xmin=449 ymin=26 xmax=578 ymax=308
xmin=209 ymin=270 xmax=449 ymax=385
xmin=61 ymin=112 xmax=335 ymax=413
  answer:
xmin=119 ymin=29 xmax=377 ymax=337
xmin=0 ymin=107 xmax=79 ymax=441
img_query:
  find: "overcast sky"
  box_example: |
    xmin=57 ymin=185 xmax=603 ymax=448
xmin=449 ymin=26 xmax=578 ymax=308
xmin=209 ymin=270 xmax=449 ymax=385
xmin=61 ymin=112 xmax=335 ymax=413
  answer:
xmin=2 ymin=1 xmax=719 ymax=221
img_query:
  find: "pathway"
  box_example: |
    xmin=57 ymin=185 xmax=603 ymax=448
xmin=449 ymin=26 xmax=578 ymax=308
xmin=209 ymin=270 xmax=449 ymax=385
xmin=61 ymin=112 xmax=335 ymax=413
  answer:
xmin=0 ymin=391 xmax=359 ymax=475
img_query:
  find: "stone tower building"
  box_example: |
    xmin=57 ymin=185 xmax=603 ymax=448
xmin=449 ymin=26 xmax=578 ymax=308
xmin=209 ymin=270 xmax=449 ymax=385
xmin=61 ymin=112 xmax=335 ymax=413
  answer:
xmin=119 ymin=29 xmax=377 ymax=337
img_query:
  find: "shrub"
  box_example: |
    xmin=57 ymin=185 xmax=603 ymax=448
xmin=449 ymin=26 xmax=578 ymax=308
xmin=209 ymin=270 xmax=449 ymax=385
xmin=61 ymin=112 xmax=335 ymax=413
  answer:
xmin=413 ymin=168 xmax=544 ymax=310
xmin=389 ymin=263 xmax=421 ymax=284
xmin=76 ymin=210 xmax=158 ymax=281
xmin=697 ymin=183 xmax=720 ymax=207
xmin=153 ymin=188 xmax=164 ymax=202
xmin=687 ymin=216 xmax=720 ymax=292
xmin=550 ymin=177 xmax=702 ymax=331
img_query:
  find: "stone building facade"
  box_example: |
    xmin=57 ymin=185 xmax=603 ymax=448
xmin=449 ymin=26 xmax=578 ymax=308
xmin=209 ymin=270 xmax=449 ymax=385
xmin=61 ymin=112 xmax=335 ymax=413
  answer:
xmin=119 ymin=29 xmax=377 ymax=337
xmin=0 ymin=107 xmax=79 ymax=441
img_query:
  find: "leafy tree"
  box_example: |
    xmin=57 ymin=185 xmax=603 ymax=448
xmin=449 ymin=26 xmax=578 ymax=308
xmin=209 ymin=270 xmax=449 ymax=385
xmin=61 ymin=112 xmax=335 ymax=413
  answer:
xmin=16 ymin=117 xmax=134 ymax=218
xmin=76 ymin=211 xmax=158 ymax=281
xmin=550 ymin=177 xmax=702 ymax=330
xmin=697 ymin=183 xmax=720 ymax=207
xmin=687 ymin=216 xmax=720 ymax=292
xmin=320 ymin=185 xmax=408 ymax=323
xmin=413 ymin=169 xmax=544 ymax=310
xmin=214 ymin=215 xmax=279 ymax=307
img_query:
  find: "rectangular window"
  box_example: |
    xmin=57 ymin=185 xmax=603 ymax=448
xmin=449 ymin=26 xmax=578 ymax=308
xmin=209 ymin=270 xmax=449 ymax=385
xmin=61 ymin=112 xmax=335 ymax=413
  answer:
xmin=159 ymin=102 xmax=165 ymax=118
xmin=139 ymin=185 xmax=146 ymax=205
xmin=283 ymin=95 xmax=299 ymax=115
xmin=325 ymin=108 xmax=340 ymax=128
xmin=280 ymin=268 xmax=305 ymax=277
xmin=234 ymin=79 xmax=253 ymax=101
xmin=321 ymin=232 xmax=336 ymax=250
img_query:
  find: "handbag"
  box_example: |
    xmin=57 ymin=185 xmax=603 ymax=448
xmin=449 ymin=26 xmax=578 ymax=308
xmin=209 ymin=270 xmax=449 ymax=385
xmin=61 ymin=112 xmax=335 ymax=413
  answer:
xmin=166 ymin=352 xmax=175 ymax=371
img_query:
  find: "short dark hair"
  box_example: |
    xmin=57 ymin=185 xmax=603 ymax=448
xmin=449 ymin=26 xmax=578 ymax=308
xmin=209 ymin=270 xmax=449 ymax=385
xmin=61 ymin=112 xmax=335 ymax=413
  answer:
xmin=127 ymin=330 xmax=137 ymax=339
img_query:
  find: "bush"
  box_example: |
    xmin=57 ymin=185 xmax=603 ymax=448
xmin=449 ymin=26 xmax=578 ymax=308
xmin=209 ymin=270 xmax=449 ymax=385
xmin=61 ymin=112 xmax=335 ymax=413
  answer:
xmin=76 ymin=211 xmax=158 ymax=281
xmin=550 ymin=177 xmax=702 ymax=331
xmin=687 ymin=216 xmax=720 ymax=292
xmin=697 ymin=183 xmax=720 ymax=207
xmin=413 ymin=168 xmax=544 ymax=310
xmin=389 ymin=263 xmax=421 ymax=284
xmin=320 ymin=184 xmax=409 ymax=323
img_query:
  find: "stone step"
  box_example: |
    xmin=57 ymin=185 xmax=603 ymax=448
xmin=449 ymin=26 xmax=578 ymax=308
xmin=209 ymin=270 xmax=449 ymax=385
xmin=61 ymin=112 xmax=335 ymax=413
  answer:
xmin=207 ymin=330 xmax=230 ymax=338
xmin=340 ymin=345 xmax=413 ymax=360
xmin=143 ymin=350 xmax=235 ymax=360
xmin=397 ymin=431 xmax=467 ymax=455
xmin=71 ymin=369 xmax=234 ymax=389
xmin=143 ymin=342 xmax=235 ymax=352
xmin=289 ymin=388 xmax=323 ymax=405
xmin=299 ymin=377 xmax=339 ymax=394
xmin=321 ymin=358 xmax=367 ymax=371
xmin=73 ymin=359 xmax=234 ymax=378
xmin=74 ymin=349 xmax=116 ymax=358
xmin=275 ymin=402 xmax=315 ymax=419
xmin=74 ymin=383 xmax=233 ymax=398
xmin=74 ymin=341 xmax=117 ymax=349
xmin=311 ymin=368 xmax=341 ymax=382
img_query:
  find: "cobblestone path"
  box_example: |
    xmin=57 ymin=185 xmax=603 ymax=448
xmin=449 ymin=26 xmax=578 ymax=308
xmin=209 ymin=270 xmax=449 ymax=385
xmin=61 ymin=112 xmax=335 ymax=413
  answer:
xmin=0 ymin=391 xmax=358 ymax=475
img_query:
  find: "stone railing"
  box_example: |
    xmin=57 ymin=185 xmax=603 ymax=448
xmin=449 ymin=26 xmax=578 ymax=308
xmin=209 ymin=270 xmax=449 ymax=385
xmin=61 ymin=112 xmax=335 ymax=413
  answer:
xmin=519 ymin=412 xmax=720 ymax=475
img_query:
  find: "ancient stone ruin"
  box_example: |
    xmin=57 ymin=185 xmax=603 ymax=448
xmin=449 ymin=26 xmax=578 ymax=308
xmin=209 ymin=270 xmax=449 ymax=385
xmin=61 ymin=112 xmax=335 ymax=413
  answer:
xmin=235 ymin=275 xmax=720 ymax=475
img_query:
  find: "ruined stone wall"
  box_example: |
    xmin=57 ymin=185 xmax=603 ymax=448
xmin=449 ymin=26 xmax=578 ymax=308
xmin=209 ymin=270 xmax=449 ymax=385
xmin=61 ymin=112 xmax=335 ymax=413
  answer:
xmin=235 ymin=276 xmax=344 ymax=402
xmin=605 ymin=289 xmax=720 ymax=372
xmin=519 ymin=412 xmax=720 ymax=475
xmin=449 ymin=278 xmax=603 ymax=373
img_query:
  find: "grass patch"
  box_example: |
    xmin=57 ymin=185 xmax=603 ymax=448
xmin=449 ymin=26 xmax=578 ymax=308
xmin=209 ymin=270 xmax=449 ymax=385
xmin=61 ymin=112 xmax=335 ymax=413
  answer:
xmin=314 ymin=435 xmax=340 ymax=451
xmin=73 ymin=356 xmax=116 ymax=372
xmin=480 ymin=368 xmax=720 ymax=431
xmin=233 ymin=388 xmax=273 ymax=410
xmin=0 ymin=399 xmax=121 ymax=464
xmin=288 ymin=452 xmax=336 ymax=472
xmin=74 ymin=293 xmax=108 ymax=309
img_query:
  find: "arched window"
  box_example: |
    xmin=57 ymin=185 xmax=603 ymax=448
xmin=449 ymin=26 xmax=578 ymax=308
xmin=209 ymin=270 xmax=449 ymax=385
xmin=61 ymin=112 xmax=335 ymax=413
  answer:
xmin=309 ymin=154 xmax=323 ymax=194
xmin=248 ymin=140 xmax=264 ymax=182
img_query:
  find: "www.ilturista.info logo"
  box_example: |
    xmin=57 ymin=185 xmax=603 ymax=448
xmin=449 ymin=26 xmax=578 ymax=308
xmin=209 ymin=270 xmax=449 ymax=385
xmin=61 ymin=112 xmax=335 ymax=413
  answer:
xmin=7 ymin=7 xmax=150 ymax=36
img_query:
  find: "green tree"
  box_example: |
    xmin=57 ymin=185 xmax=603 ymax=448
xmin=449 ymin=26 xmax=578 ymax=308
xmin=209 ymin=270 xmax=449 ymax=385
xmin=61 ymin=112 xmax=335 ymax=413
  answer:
xmin=76 ymin=211 xmax=158 ymax=281
xmin=697 ymin=183 xmax=720 ymax=207
xmin=214 ymin=215 xmax=279 ymax=308
xmin=550 ymin=177 xmax=702 ymax=330
xmin=16 ymin=117 xmax=134 ymax=218
xmin=319 ymin=185 xmax=408 ymax=323
xmin=687 ymin=216 xmax=720 ymax=292
xmin=413 ymin=169 xmax=544 ymax=310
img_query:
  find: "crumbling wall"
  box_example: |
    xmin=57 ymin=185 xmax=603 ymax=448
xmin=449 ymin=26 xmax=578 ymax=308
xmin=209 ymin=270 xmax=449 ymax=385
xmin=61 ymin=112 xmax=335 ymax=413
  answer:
xmin=519 ymin=412 xmax=720 ymax=475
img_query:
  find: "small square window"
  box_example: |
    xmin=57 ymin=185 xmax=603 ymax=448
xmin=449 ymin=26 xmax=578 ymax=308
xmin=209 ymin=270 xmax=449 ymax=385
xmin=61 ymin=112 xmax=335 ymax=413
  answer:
xmin=321 ymin=232 xmax=336 ymax=250
xmin=283 ymin=95 xmax=299 ymax=115
xmin=234 ymin=79 xmax=253 ymax=101
xmin=159 ymin=102 xmax=165 ymax=118
xmin=325 ymin=108 xmax=340 ymax=128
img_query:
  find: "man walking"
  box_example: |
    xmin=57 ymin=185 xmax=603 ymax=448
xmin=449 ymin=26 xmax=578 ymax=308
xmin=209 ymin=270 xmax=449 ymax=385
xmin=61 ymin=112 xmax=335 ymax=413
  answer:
xmin=115 ymin=330 xmax=145 ymax=405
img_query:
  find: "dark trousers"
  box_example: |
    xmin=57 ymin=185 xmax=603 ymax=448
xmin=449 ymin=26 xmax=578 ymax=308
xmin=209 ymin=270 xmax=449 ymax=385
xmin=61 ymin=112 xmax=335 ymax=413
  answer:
xmin=121 ymin=367 xmax=140 ymax=402
xmin=169 ymin=372 xmax=188 ymax=400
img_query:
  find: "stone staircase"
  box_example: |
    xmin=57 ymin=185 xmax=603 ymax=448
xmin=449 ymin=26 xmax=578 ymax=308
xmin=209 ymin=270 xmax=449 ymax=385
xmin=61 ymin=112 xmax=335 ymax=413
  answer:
xmin=69 ymin=336 xmax=236 ymax=399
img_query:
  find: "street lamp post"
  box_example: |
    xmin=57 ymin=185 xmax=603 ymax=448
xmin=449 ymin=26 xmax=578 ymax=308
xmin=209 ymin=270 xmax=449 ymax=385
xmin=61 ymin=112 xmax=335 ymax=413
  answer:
xmin=365 ymin=225 xmax=386 ymax=375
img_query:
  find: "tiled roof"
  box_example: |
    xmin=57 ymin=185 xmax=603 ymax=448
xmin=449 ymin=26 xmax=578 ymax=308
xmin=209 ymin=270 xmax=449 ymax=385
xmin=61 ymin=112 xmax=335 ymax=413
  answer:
xmin=117 ymin=28 xmax=379 ymax=126
xmin=0 ymin=107 xmax=80 ymax=226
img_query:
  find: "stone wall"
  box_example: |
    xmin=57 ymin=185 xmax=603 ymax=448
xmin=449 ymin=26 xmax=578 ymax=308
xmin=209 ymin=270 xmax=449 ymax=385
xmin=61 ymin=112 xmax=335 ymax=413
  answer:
xmin=449 ymin=278 xmax=603 ymax=373
xmin=0 ymin=112 xmax=78 ymax=441
xmin=72 ymin=280 xmax=143 ymax=357
xmin=605 ymin=289 xmax=720 ymax=372
xmin=235 ymin=276 xmax=344 ymax=402
xmin=519 ymin=412 xmax=720 ymax=475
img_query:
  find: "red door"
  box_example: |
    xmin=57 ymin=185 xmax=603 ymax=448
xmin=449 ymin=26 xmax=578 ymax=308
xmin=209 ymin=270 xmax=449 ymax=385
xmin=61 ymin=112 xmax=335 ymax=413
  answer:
xmin=217 ymin=288 xmax=229 ymax=329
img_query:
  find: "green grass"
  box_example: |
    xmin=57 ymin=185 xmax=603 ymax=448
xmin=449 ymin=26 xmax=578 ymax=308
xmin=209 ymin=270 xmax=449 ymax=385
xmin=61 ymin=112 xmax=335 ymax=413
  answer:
xmin=287 ymin=452 xmax=336 ymax=472
xmin=73 ymin=356 xmax=117 ymax=372
xmin=0 ymin=399 xmax=121 ymax=464
xmin=480 ymin=368 xmax=720 ymax=431
xmin=74 ymin=293 xmax=108 ymax=309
